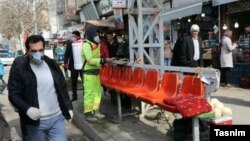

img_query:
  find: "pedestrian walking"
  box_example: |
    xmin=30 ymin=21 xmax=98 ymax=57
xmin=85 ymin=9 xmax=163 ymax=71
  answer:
xmin=8 ymin=35 xmax=73 ymax=141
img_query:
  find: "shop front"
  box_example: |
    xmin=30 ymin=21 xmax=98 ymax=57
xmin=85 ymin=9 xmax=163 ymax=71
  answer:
xmin=169 ymin=1 xmax=219 ymax=67
xmin=219 ymin=0 xmax=250 ymax=86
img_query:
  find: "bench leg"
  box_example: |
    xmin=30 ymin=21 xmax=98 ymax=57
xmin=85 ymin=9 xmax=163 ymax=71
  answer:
xmin=117 ymin=93 xmax=122 ymax=122
xmin=159 ymin=109 xmax=172 ymax=129
xmin=192 ymin=117 xmax=199 ymax=141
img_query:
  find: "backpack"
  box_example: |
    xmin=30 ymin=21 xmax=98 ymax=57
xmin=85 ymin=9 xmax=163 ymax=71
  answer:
xmin=82 ymin=41 xmax=93 ymax=69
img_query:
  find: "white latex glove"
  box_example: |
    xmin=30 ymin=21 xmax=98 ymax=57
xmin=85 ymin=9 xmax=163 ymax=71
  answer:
xmin=68 ymin=110 xmax=73 ymax=122
xmin=26 ymin=107 xmax=41 ymax=120
xmin=105 ymin=57 xmax=115 ymax=63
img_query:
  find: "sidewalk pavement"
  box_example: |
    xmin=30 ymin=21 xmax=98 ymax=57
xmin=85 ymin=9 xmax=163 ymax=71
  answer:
xmin=211 ymin=86 xmax=250 ymax=124
xmin=72 ymin=90 xmax=174 ymax=141
xmin=72 ymin=86 xmax=250 ymax=141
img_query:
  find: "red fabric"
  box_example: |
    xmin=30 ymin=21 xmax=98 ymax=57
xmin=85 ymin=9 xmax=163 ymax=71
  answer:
xmin=163 ymin=94 xmax=194 ymax=106
xmin=100 ymin=40 xmax=109 ymax=58
xmin=176 ymin=97 xmax=212 ymax=118
xmin=208 ymin=120 xmax=233 ymax=125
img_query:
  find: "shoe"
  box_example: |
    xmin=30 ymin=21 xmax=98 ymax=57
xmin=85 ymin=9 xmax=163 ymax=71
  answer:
xmin=71 ymin=94 xmax=77 ymax=101
xmin=85 ymin=115 xmax=98 ymax=122
xmin=94 ymin=112 xmax=105 ymax=119
xmin=226 ymin=84 xmax=232 ymax=88
xmin=71 ymin=97 xmax=77 ymax=101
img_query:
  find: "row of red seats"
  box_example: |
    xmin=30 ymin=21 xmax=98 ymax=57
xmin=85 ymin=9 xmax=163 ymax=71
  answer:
xmin=100 ymin=65 xmax=204 ymax=113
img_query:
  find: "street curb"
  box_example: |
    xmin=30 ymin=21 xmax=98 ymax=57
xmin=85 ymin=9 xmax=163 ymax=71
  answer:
xmin=72 ymin=110 xmax=104 ymax=141
xmin=71 ymin=100 xmax=118 ymax=141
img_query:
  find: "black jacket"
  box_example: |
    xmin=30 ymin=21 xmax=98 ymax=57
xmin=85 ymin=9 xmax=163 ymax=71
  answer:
xmin=172 ymin=37 xmax=184 ymax=66
xmin=180 ymin=36 xmax=203 ymax=67
xmin=8 ymin=56 xmax=73 ymax=126
xmin=64 ymin=40 xmax=74 ymax=70
xmin=107 ymin=40 xmax=119 ymax=58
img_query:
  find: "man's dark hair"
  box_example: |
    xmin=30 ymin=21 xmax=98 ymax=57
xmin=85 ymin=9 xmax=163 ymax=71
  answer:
xmin=25 ymin=35 xmax=45 ymax=50
xmin=106 ymin=30 xmax=113 ymax=35
xmin=165 ymin=36 xmax=170 ymax=40
xmin=72 ymin=31 xmax=81 ymax=37
xmin=245 ymin=23 xmax=250 ymax=27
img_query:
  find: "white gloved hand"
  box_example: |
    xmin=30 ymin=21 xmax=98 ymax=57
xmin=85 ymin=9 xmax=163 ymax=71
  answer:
xmin=68 ymin=110 xmax=73 ymax=122
xmin=26 ymin=107 xmax=41 ymax=120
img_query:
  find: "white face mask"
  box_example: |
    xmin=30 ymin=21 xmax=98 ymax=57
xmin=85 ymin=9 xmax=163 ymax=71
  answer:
xmin=94 ymin=36 xmax=100 ymax=43
xmin=30 ymin=52 xmax=44 ymax=65
xmin=117 ymin=38 xmax=123 ymax=43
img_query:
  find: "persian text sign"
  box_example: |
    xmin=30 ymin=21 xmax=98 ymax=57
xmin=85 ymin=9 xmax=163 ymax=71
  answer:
xmin=113 ymin=0 xmax=126 ymax=8
xmin=114 ymin=9 xmax=124 ymax=29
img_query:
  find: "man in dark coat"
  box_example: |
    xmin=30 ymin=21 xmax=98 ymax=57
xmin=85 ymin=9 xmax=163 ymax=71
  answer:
xmin=8 ymin=35 xmax=73 ymax=141
xmin=8 ymin=53 xmax=28 ymax=140
xmin=171 ymin=31 xmax=188 ymax=66
xmin=106 ymin=31 xmax=119 ymax=58
xmin=180 ymin=24 xmax=203 ymax=67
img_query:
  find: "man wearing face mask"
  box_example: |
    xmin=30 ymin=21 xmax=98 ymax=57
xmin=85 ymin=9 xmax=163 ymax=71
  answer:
xmin=64 ymin=31 xmax=83 ymax=101
xmin=106 ymin=31 xmax=119 ymax=58
xmin=116 ymin=35 xmax=129 ymax=58
xmin=8 ymin=35 xmax=73 ymax=141
xmin=82 ymin=26 xmax=113 ymax=122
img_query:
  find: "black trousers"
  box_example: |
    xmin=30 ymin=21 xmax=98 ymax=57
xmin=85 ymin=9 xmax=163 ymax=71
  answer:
xmin=70 ymin=69 xmax=83 ymax=95
xmin=221 ymin=67 xmax=231 ymax=84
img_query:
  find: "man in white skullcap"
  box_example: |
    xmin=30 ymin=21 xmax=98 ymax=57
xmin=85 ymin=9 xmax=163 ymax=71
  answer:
xmin=180 ymin=24 xmax=203 ymax=67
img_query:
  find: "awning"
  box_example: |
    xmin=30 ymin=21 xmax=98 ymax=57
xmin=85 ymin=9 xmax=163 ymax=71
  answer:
xmin=212 ymin=0 xmax=238 ymax=6
xmin=85 ymin=20 xmax=115 ymax=28
xmin=80 ymin=2 xmax=99 ymax=22
xmin=226 ymin=0 xmax=250 ymax=14
xmin=161 ymin=2 xmax=202 ymax=21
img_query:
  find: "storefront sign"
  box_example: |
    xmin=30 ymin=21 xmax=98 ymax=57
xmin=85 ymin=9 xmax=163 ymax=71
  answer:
xmin=114 ymin=9 xmax=124 ymax=29
xmin=226 ymin=0 xmax=250 ymax=14
xmin=99 ymin=0 xmax=113 ymax=15
xmin=212 ymin=0 xmax=238 ymax=6
xmin=113 ymin=0 xmax=126 ymax=8
xmin=57 ymin=30 xmax=71 ymax=39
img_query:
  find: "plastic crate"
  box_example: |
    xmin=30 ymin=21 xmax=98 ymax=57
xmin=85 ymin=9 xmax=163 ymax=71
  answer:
xmin=203 ymin=116 xmax=233 ymax=125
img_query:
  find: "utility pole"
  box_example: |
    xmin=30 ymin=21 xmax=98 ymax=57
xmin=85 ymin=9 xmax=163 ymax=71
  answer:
xmin=64 ymin=0 xmax=68 ymax=13
xmin=33 ymin=0 xmax=38 ymax=34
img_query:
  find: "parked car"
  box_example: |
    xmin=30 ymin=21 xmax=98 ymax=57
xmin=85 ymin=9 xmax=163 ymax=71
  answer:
xmin=0 ymin=50 xmax=15 ymax=65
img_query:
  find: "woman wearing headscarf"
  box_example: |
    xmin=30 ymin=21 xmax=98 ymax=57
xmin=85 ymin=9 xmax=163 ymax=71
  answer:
xmin=220 ymin=30 xmax=238 ymax=87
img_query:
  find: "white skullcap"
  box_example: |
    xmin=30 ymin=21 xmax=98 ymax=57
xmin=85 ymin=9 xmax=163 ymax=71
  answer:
xmin=190 ymin=24 xmax=200 ymax=32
